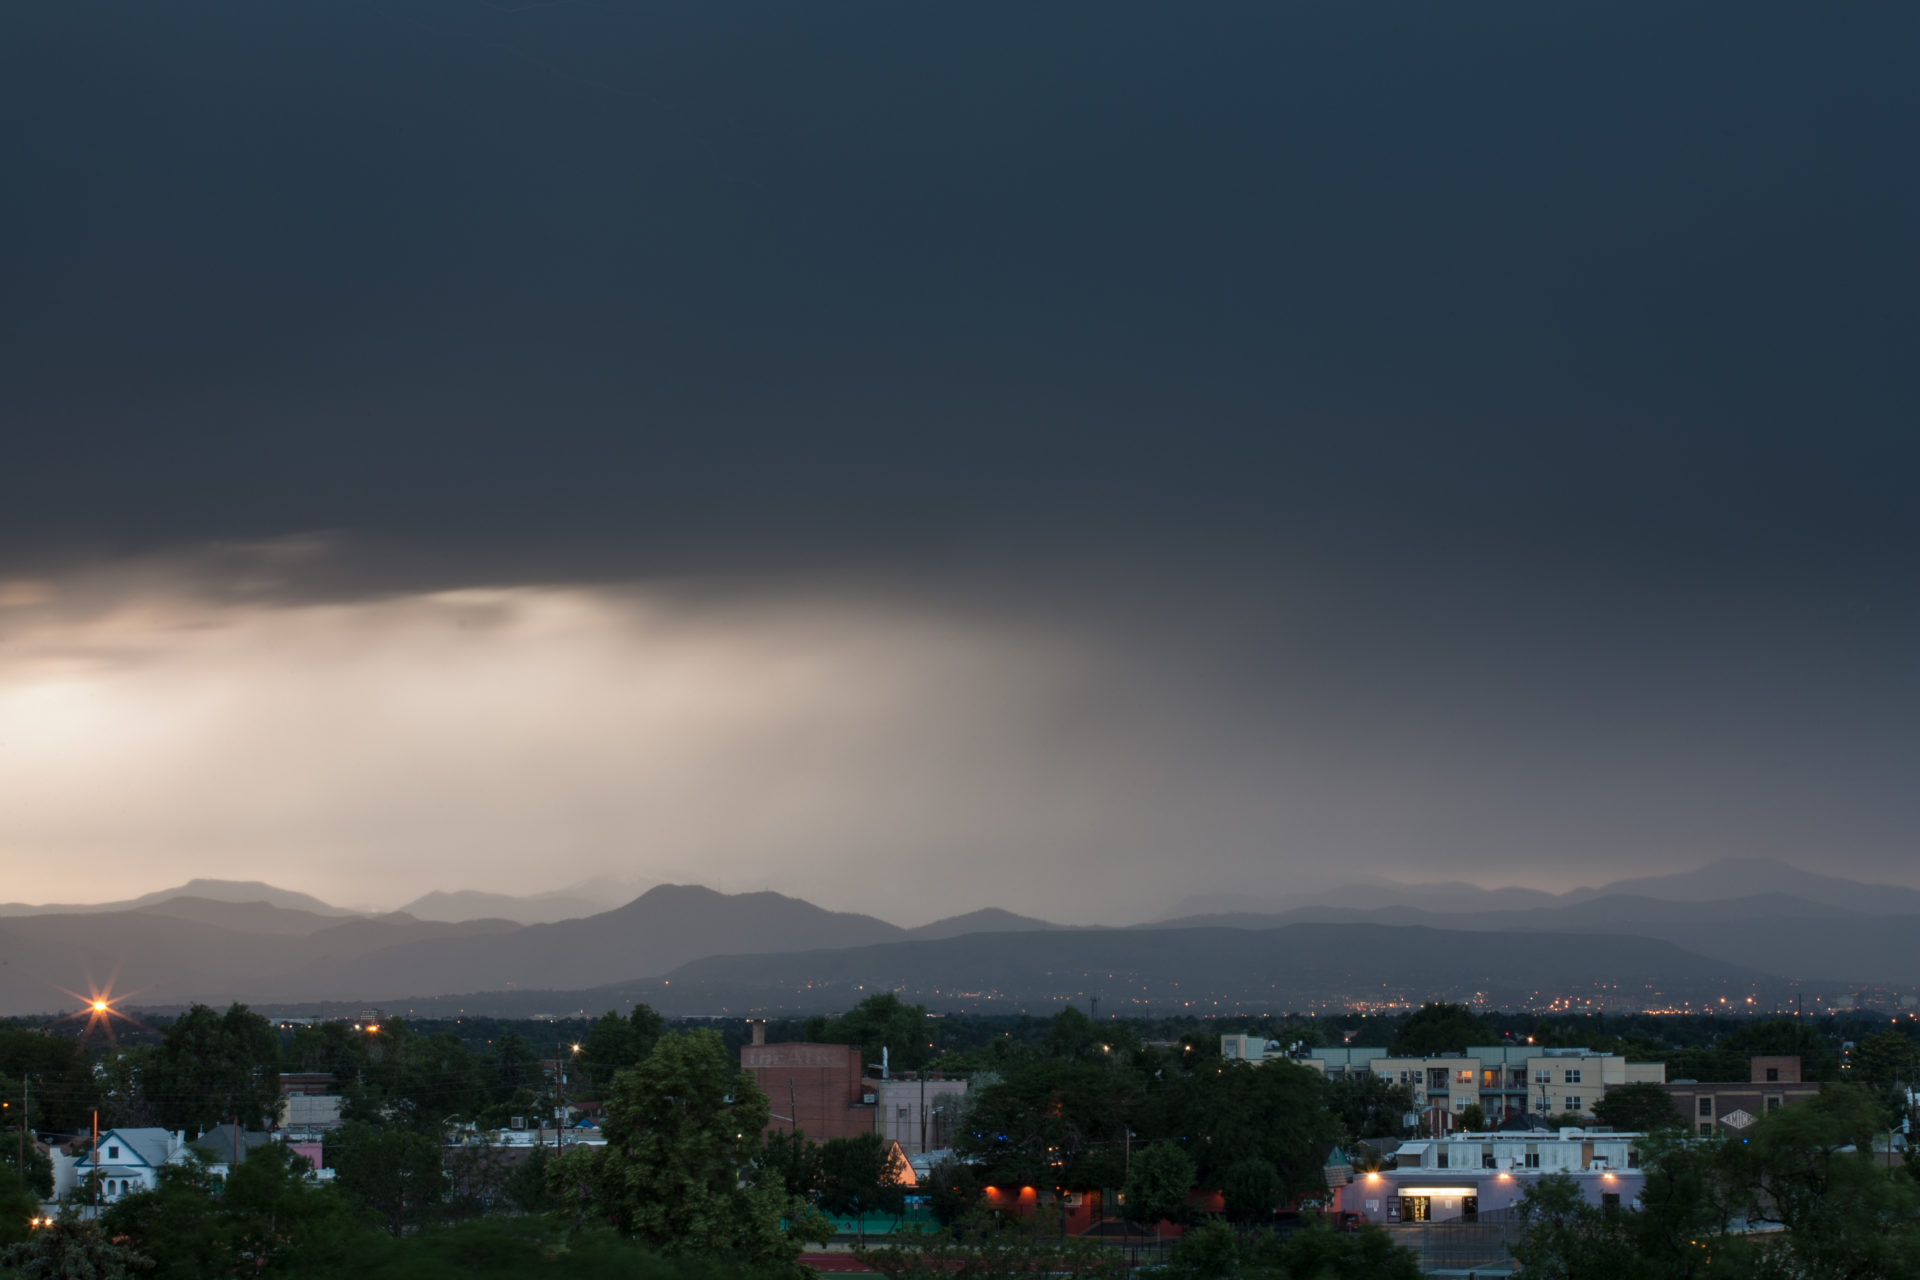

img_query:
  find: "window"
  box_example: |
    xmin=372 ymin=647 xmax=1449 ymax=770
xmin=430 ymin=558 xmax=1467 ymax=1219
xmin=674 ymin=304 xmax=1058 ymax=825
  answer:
xmin=1428 ymin=1068 xmax=1449 ymax=1090
xmin=1766 ymin=1067 xmax=1780 ymax=1082
xmin=1766 ymin=1096 xmax=1782 ymax=1113
xmin=1524 ymin=1151 xmax=1540 ymax=1168
xmin=108 ymin=1145 xmax=120 ymax=1159
xmin=1698 ymin=1097 xmax=1714 ymax=1118
xmin=1483 ymin=1069 xmax=1498 ymax=1088
xmin=1457 ymin=1070 xmax=1474 ymax=1085
xmin=1567 ymin=1096 xmax=1583 ymax=1111
xmin=1535 ymin=1070 xmax=1552 ymax=1084
xmin=1602 ymin=1193 xmax=1620 ymax=1210
xmin=1483 ymin=1153 xmax=1497 ymax=1169
xmin=1627 ymin=1150 xmax=1641 ymax=1169
xmin=1699 ymin=1123 xmax=1713 ymax=1137
xmin=1436 ymin=1151 xmax=1449 ymax=1169
xmin=1564 ymin=1069 xmax=1582 ymax=1084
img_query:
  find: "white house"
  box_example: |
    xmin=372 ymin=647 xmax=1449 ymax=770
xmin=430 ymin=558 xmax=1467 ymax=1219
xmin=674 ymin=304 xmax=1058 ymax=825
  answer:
xmin=53 ymin=1128 xmax=188 ymax=1204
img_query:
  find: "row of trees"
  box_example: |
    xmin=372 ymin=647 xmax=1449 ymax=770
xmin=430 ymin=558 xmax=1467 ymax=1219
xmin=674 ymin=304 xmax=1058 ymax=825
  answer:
xmin=1511 ymin=1085 xmax=1920 ymax=1279
xmin=73 ymin=1003 xmax=670 ymax=1139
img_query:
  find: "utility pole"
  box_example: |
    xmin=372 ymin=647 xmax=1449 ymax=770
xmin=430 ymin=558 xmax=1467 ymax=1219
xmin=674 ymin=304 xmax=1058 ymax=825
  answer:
xmin=18 ymin=1076 xmax=26 ymax=1175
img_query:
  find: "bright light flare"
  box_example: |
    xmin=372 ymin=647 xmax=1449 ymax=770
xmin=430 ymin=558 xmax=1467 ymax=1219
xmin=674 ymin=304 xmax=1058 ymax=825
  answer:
xmin=52 ymin=983 xmax=146 ymax=1047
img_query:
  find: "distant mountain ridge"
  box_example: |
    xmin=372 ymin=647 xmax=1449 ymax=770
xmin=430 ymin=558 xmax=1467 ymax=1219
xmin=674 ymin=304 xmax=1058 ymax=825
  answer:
xmin=395 ymin=888 xmax=611 ymax=926
xmin=338 ymin=922 xmax=1773 ymax=1019
xmin=1162 ymin=857 xmax=1920 ymax=921
xmin=3 ymin=860 xmax=1918 ymax=1016
xmin=0 ymin=879 xmax=362 ymax=919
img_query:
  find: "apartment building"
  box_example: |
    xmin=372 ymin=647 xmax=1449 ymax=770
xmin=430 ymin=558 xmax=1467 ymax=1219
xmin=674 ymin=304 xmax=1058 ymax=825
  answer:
xmin=1293 ymin=1043 xmax=1663 ymax=1124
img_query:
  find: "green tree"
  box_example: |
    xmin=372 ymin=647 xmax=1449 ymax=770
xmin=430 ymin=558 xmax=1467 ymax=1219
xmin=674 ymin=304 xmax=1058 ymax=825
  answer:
xmin=1160 ymin=1060 xmax=1340 ymax=1198
xmin=920 ymin=1156 xmax=982 ymax=1227
xmin=808 ymin=993 xmax=933 ymax=1072
xmin=1121 ymin=1139 xmax=1194 ymax=1234
xmin=1508 ymin=1173 xmax=1640 ymax=1280
xmin=1457 ymin=1103 xmax=1489 ymax=1132
xmin=1388 ymin=1003 xmax=1491 ymax=1057
xmin=1851 ymin=1031 xmax=1920 ymax=1089
xmin=550 ymin=1029 xmax=807 ymax=1266
xmin=358 ymin=1024 xmax=485 ymax=1132
xmin=1591 ymin=1081 xmax=1683 ymax=1132
xmin=579 ymin=1007 xmax=663 ymax=1098
xmin=284 ymin=1021 xmax=371 ymax=1079
xmin=104 ymin=1144 xmax=371 ymax=1280
xmin=817 ymin=1133 xmax=906 ymax=1241
xmin=99 ymin=1157 xmax=235 ymax=1279
xmin=325 ymin=1120 xmax=446 ymax=1236
xmin=0 ymin=1218 xmax=152 ymax=1278
xmin=146 ymin=1003 xmax=281 ymax=1134
xmin=1717 ymin=1084 xmax=1920 ymax=1280
xmin=502 ymin=1144 xmax=563 ymax=1215
xmin=754 ymin=1129 xmax=823 ymax=1199
xmin=1325 ymin=1071 xmax=1414 ymax=1141
xmin=0 ymin=1025 xmax=100 ymax=1132
xmin=0 ymin=1134 xmax=53 ymax=1202
xmin=1243 ymin=1219 xmax=1425 ymax=1279
xmin=0 ymin=1162 xmax=37 ymax=1248
xmin=1171 ymin=1215 xmax=1239 ymax=1277
xmin=481 ymin=1033 xmax=544 ymax=1106
xmin=954 ymin=1058 xmax=1135 ymax=1190
xmin=1219 ymin=1155 xmax=1281 ymax=1225
xmin=95 ymin=1051 xmax=159 ymax=1131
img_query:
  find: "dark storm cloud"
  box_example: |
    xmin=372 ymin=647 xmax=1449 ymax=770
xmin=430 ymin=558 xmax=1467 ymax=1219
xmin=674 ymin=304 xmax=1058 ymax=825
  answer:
xmin=4 ymin=1 xmax=1913 ymax=578
xmin=1 ymin=2 xmax=1915 ymax=906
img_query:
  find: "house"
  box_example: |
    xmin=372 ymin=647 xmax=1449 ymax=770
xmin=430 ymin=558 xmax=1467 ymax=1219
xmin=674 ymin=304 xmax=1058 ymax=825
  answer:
xmin=55 ymin=1128 xmax=187 ymax=1204
xmin=1660 ymin=1056 xmax=1822 ymax=1136
xmin=1334 ymin=1127 xmax=1647 ymax=1224
xmin=191 ymin=1125 xmax=274 ymax=1175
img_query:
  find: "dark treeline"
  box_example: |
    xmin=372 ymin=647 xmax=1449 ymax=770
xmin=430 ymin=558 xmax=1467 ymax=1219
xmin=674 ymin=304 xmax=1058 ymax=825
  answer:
xmin=3 ymin=1000 xmax=1917 ymax=1277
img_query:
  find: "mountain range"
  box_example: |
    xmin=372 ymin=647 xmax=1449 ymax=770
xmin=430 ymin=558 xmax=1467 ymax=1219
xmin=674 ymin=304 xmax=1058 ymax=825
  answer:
xmin=0 ymin=859 xmax=1911 ymax=1017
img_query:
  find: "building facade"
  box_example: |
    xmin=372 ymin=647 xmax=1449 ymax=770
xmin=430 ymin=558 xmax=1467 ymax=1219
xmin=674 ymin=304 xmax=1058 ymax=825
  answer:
xmin=1333 ymin=1128 xmax=1647 ymax=1224
xmin=870 ymin=1076 xmax=969 ymax=1153
xmin=741 ymin=1040 xmax=875 ymax=1141
xmin=1661 ymin=1056 xmax=1821 ymax=1137
xmin=1292 ymin=1043 xmax=1664 ymax=1125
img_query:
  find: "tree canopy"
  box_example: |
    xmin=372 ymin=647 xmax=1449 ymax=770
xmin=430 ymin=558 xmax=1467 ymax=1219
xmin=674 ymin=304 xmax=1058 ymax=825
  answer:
xmin=547 ymin=1029 xmax=811 ymax=1267
xmin=1387 ymin=1003 xmax=1492 ymax=1057
xmin=1589 ymin=1081 xmax=1683 ymax=1132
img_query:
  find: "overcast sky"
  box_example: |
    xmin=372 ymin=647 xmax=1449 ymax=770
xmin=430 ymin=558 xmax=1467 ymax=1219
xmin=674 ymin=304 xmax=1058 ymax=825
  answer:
xmin=2 ymin=2 xmax=1915 ymax=923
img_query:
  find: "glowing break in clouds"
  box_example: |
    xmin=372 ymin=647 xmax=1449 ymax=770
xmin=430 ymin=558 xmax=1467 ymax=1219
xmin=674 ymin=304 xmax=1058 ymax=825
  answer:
xmin=0 ymin=550 xmax=1221 ymax=924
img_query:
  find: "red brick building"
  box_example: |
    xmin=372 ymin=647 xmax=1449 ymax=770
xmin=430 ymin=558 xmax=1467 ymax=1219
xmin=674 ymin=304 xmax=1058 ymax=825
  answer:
xmin=742 ymin=1038 xmax=875 ymax=1141
xmin=1662 ymin=1056 xmax=1822 ymax=1137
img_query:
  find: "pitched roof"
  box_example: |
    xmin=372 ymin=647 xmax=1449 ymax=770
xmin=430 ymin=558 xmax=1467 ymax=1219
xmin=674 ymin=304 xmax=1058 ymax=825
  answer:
xmin=191 ymin=1126 xmax=273 ymax=1162
xmin=98 ymin=1129 xmax=175 ymax=1168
